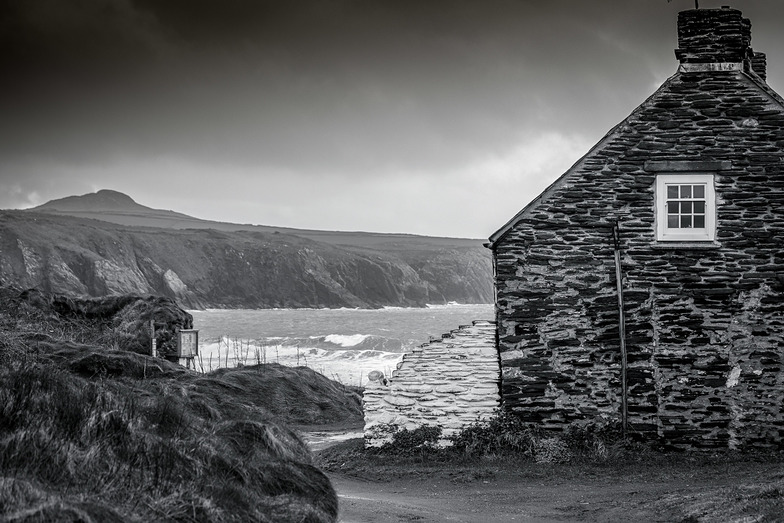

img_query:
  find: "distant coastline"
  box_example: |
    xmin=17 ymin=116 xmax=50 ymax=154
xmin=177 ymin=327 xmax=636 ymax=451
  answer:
xmin=3 ymin=191 xmax=492 ymax=310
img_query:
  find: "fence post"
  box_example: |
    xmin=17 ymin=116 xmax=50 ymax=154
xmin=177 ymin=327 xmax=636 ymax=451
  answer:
xmin=150 ymin=319 xmax=157 ymax=358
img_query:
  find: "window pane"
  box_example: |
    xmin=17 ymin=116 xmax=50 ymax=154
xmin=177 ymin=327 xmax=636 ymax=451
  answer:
xmin=657 ymin=175 xmax=714 ymax=240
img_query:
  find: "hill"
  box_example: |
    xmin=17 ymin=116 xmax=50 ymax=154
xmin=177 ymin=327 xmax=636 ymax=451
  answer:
xmin=30 ymin=189 xmax=485 ymax=249
xmin=0 ymin=286 xmax=361 ymax=522
xmin=6 ymin=190 xmax=493 ymax=309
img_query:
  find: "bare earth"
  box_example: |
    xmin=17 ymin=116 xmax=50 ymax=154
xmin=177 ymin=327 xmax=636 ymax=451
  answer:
xmin=330 ymin=472 xmax=690 ymax=522
xmin=315 ymin=437 xmax=784 ymax=523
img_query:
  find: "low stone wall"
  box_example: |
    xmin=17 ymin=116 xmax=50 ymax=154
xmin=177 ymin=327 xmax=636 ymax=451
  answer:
xmin=363 ymin=320 xmax=500 ymax=446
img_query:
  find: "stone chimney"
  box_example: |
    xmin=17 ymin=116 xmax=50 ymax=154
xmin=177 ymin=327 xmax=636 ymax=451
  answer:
xmin=674 ymin=6 xmax=766 ymax=80
xmin=752 ymin=51 xmax=767 ymax=81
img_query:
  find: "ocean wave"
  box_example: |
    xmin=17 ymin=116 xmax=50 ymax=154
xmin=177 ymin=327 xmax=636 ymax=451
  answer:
xmin=196 ymin=338 xmax=404 ymax=385
xmin=203 ymin=335 xmax=407 ymax=359
xmin=324 ymin=334 xmax=370 ymax=347
xmin=266 ymin=334 xmax=404 ymax=353
xmin=424 ymin=302 xmax=486 ymax=309
xmin=190 ymin=304 xmax=494 ymax=384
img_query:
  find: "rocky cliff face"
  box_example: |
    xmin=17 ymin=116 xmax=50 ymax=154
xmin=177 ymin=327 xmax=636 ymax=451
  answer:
xmin=0 ymin=211 xmax=492 ymax=309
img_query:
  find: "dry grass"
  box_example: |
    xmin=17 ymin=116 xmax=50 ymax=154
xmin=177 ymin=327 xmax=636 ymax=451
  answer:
xmin=0 ymin=286 xmax=352 ymax=522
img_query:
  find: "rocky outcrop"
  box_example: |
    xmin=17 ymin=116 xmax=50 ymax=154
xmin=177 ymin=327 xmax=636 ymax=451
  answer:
xmin=0 ymin=211 xmax=492 ymax=309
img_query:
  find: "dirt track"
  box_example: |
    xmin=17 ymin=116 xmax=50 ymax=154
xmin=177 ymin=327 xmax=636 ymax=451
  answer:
xmin=330 ymin=471 xmax=689 ymax=522
xmin=312 ymin=431 xmax=784 ymax=523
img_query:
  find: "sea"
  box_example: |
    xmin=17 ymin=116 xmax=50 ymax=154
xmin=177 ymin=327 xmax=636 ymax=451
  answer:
xmin=189 ymin=303 xmax=494 ymax=387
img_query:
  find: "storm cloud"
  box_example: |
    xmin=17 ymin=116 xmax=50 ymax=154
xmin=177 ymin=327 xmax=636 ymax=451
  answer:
xmin=2 ymin=0 xmax=783 ymax=237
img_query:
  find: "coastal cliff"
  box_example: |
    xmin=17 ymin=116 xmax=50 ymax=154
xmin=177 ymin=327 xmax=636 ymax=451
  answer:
xmin=0 ymin=192 xmax=492 ymax=309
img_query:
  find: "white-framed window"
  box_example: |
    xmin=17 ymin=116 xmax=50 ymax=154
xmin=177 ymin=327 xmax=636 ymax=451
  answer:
xmin=655 ymin=174 xmax=716 ymax=242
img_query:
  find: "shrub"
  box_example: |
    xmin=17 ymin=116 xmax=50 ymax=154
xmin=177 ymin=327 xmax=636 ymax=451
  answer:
xmin=533 ymin=438 xmax=573 ymax=464
xmin=372 ymin=425 xmax=443 ymax=457
xmin=448 ymin=412 xmax=624 ymax=463
xmin=561 ymin=419 xmax=624 ymax=461
xmin=449 ymin=411 xmax=542 ymax=458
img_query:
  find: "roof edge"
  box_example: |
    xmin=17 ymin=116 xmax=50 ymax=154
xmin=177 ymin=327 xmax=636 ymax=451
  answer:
xmin=741 ymin=67 xmax=784 ymax=106
xmin=487 ymin=72 xmax=680 ymax=247
xmin=487 ymin=68 xmax=784 ymax=248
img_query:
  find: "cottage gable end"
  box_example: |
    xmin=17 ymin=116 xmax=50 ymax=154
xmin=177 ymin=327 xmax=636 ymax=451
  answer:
xmin=491 ymin=7 xmax=784 ymax=450
xmin=489 ymin=6 xmax=784 ymax=249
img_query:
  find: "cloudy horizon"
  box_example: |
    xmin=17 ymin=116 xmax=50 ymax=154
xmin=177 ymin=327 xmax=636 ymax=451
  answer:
xmin=2 ymin=0 xmax=783 ymax=239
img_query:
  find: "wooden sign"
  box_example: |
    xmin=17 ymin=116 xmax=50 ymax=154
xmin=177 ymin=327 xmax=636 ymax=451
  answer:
xmin=178 ymin=329 xmax=199 ymax=358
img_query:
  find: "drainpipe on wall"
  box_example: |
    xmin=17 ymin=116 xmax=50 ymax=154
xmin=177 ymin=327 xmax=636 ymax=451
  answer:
xmin=486 ymin=242 xmax=503 ymax=407
xmin=612 ymin=221 xmax=629 ymax=439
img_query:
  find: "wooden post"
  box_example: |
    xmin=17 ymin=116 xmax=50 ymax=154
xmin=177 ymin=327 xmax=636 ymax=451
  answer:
xmin=612 ymin=221 xmax=629 ymax=439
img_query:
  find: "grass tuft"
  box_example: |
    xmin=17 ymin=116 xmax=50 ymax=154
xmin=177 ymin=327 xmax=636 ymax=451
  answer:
xmin=0 ymin=286 xmax=351 ymax=522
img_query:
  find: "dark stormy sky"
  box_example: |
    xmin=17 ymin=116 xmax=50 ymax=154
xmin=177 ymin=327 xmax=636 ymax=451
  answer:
xmin=2 ymin=0 xmax=783 ymax=238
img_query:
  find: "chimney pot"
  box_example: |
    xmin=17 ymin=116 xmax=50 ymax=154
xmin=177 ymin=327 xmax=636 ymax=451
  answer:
xmin=675 ymin=8 xmax=752 ymax=64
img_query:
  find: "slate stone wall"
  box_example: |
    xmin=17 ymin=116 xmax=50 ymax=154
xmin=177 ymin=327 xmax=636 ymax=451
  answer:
xmin=363 ymin=320 xmax=499 ymax=446
xmin=493 ymin=67 xmax=784 ymax=449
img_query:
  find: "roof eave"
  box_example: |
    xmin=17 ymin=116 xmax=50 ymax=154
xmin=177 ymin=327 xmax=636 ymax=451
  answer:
xmin=487 ymin=68 xmax=784 ymax=249
xmin=487 ymin=72 xmax=677 ymax=246
xmin=489 ymin=70 xmax=723 ymax=247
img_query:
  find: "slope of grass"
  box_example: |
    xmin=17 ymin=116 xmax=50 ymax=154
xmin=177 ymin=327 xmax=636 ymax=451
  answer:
xmin=0 ymin=287 xmax=358 ymax=522
xmin=192 ymin=365 xmax=363 ymax=426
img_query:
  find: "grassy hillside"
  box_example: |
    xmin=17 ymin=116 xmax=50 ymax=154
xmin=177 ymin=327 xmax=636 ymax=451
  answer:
xmin=2 ymin=207 xmax=492 ymax=309
xmin=0 ymin=287 xmax=361 ymax=522
xmin=30 ymin=189 xmax=486 ymax=248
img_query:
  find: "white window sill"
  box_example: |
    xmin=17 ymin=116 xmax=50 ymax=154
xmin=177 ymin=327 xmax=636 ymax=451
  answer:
xmin=651 ymin=241 xmax=721 ymax=250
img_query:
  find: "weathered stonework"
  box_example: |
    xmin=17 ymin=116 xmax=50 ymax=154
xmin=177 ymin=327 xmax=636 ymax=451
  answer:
xmin=363 ymin=320 xmax=499 ymax=446
xmin=489 ymin=7 xmax=784 ymax=450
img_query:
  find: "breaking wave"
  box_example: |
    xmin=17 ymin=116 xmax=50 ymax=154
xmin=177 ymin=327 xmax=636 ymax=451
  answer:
xmin=323 ymin=334 xmax=370 ymax=347
xmin=198 ymin=335 xmax=405 ymax=386
xmin=189 ymin=304 xmax=493 ymax=385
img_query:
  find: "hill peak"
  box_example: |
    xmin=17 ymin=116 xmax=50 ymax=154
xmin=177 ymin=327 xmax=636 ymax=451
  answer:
xmin=33 ymin=190 xmax=151 ymax=213
xmin=24 ymin=190 xmax=483 ymax=247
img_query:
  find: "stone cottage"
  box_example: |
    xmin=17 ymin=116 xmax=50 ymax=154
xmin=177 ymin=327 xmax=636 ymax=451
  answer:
xmin=490 ymin=6 xmax=784 ymax=450
xmin=365 ymin=6 xmax=784 ymax=450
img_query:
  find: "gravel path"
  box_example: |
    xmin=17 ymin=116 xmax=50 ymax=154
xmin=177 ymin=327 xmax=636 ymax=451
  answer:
xmin=329 ymin=471 xmax=687 ymax=522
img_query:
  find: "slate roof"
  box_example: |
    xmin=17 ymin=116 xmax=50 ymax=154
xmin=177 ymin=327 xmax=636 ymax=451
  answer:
xmin=488 ymin=12 xmax=784 ymax=247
